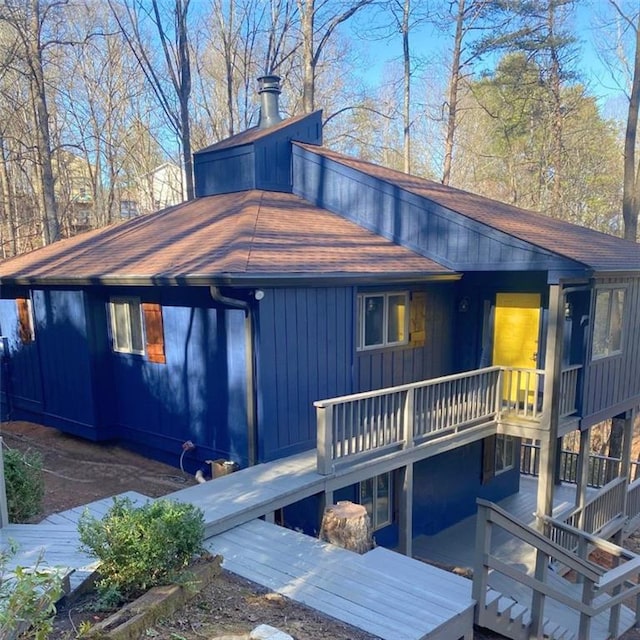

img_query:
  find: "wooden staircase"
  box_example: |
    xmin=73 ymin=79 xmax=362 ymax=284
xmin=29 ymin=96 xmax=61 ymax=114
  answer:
xmin=473 ymin=499 xmax=640 ymax=640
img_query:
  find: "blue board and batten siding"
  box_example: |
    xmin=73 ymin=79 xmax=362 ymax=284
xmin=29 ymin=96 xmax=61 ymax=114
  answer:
xmin=256 ymin=283 xmax=456 ymax=461
xmin=292 ymin=145 xmax=578 ymax=274
xmin=194 ymin=113 xmax=322 ymax=197
xmin=581 ymin=275 xmax=640 ymax=426
xmin=0 ymin=287 xmax=251 ymax=468
xmin=0 ymin=290 xmax=99 ymax=437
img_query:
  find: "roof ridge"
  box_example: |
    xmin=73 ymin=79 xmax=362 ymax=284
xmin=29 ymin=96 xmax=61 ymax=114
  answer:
xmin=245 ymin=191 xmax=264 ymax=272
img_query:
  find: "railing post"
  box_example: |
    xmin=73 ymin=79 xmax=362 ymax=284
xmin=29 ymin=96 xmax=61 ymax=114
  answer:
xmin=0 ymin=437 xmax=7 ymax=528
xmin=530 ymin=547 xmax=549 ymax=638
xmin=472 ymin=500 xmax=492 ymax=626
xmin=578 ymin=578 xmax=594 ymax=639
xmin=495 ymin=368 xmax=503 ymax=417
xmin=404 ymin=388 xmax=415 ymax=448
xmin=316 ymin=404 xmax=334 ymax=475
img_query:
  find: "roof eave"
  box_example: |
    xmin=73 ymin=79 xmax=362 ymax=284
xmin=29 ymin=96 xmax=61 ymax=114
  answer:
xmin=0 ymin=271 xmax=460 ymax=289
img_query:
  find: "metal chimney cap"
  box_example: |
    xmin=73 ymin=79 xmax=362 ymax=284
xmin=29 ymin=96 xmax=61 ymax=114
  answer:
xmin=257 ymin=75 xmax=282 ymax=128
xmin=258 ymin=75 xmax=282 ymax=93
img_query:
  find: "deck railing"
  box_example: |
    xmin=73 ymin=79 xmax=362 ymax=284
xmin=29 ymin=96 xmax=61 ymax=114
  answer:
xmin=560 ymin=364 xmax=581 ymax=417
xmin=500 ymin=367 xmax=544 ymax=420
xmin=315 ymin=367 xmax=502 ymax=474
xmin=626 ymin=478 xmax=640 ymax=523
xmin=520 ymin=442 xmax=627 ymax=488
xmin=316 ymin=365 xmax=581 ymax=475
xmin=555 ymin=477 xmax=627 ymax=540
xmin=473 ymin=499 xmax=640 ymax=640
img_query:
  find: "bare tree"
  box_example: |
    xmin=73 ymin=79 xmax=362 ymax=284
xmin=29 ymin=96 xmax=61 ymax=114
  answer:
xmin=607 ymin=2 xmax=640 ymax=241
xmin=296 ymin=0 xmax=373 ymax=113
xmin=0 ymin=0 xmax=62 ymax=244
xmin=109 ymin=0 xmax=194 ymax=200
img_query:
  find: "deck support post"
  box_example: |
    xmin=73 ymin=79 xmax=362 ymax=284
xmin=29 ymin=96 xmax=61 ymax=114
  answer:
xmin=536 ymin=284 xmax=564 ymax=530
xmin=575 ymin=427 xmax=591 ymax=567
xmin=471 ymin=501 xmax=491 ymax=626
xmin=397 ymin=463 xmax=413 ymax=557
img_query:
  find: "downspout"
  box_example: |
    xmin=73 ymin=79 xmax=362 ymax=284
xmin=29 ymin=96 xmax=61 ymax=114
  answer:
xmin=210 ymin=286 xmax=258 ymax=467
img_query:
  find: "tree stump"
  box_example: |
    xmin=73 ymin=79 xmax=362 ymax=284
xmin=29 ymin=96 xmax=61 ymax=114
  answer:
xmin=319 ymin=501 xmax=373 ymax=554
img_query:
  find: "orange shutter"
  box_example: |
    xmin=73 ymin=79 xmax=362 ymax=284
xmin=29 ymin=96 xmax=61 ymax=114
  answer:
xmin=142 ymin=303 xmax=166 ymax=364
xmin=409 ymin=291 xmax=426 ymax=347
xmin=16 ymin=298 xmax=33 ymax=344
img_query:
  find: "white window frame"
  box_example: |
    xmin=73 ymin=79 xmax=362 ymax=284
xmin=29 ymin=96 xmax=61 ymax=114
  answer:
xmin=592 ymin=286 xmax=626 ymax=360
xmin=359 ymin=472 xmax=392 ymax=530
xmin=357 ymin=291 xmax=409 ymax=351
xmin=109 ymin=297 xmax=144 ymax=355
xmin=495 ymin=435 xmax=515 ymax=475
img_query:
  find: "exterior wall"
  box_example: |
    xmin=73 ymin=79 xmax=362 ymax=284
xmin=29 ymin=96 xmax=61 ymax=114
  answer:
xmin=0 ymin=285 xmax=250 ymax=469
xmin=0 ymin=289 xmax=99 ymax=438
xmin=194 ymin=112 xmax=322 ymax=197
xmin=256 ymin=282 xmax=456 ymax=462
xmin=257 ymin=287 xmax=354 ymax=461
xmin=581 ymin=275 xmax=640 ymax=424
xmin=292 ymin=145 xmax=578 ymax=273
xmin=194 ymin=145 xmax=256 ymax=196
xmin=453 ymin=272 xmax=549 ymax=372
xmin=108 ymin=289 xmax=249 ymax=468
xmin=413 ymin=441 xmax=520 ymax=536
xmin=355 ymin=283 xmax=455 ymax=392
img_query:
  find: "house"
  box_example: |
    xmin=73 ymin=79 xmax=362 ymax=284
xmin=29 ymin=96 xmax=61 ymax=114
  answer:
xmin=137 ymin=161 xmax=186 ymax=215
xmin=1 ymin=74 xmax=640 ymax=570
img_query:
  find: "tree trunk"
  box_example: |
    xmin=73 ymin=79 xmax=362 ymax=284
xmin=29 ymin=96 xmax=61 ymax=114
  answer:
xmin=402 ymin=0 xmax=411 ymax=174
xmin=319 ymin=501 xmax=373 ymax=553
xmin=300 ymin=0 xmax=315 ymax=113
xmin=442 ymin=0 xmax=465 ymax=186
xmin=607 ymin=417 xmax=625 ymax=483
xmin=623 ymin=12 xmax=640 ymax=242
xmin=28 ymin=1 xmax=59 ymax=244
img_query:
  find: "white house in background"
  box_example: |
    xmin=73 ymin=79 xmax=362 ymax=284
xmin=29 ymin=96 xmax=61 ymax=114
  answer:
xmin=142 ymin=162 xmax=186 ymax=213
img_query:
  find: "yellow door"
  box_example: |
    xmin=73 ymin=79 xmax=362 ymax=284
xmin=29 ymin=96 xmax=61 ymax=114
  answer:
xmin=493 ymin=293 xmax=541 ymax=405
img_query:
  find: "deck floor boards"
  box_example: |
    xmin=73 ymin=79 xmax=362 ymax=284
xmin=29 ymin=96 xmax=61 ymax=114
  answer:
xmin=206 ymin=519 xmax=474 ymax=640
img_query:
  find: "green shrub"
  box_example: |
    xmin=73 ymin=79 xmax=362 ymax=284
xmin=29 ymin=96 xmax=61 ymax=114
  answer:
xmin=4 ymin=448 xmax=44 ymax=523
xmin=78 ymin=497 xmax=205 ymax=603
xmin=0 ymin=544 xmax=63 ymax=640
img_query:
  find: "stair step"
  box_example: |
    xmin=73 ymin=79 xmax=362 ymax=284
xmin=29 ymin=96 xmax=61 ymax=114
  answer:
xmin=507 ymin=602 xmax=527 ymax=624
xmin=497 ymin=595 xmax=516 ymax=616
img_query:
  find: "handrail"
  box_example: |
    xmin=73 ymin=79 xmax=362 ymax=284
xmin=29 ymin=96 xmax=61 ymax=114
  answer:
xmin=521 ymin=442 xmax=624 ymax=488
xmin=316 ymin=364 xmax=581 ymax=475
xmin=474 ymin=499 xmax=640 ymax=639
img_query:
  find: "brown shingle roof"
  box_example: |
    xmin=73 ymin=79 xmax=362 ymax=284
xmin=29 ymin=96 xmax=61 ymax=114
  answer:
xmin=299 ymin=144 xmax=640 ymax=272
xmin=0 ymin=190 xmax=452 ymax=284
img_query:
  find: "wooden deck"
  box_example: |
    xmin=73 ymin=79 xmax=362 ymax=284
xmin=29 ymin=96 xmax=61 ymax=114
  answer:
xmin=413 ymin=476 xmax=583 ymax=570
xmin=206 ymin=519 xmax=474 ymax=640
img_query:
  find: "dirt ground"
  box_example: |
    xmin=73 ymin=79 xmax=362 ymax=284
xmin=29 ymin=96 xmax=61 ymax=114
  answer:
xmin=2 ymin=420 xmax=637 ymax=640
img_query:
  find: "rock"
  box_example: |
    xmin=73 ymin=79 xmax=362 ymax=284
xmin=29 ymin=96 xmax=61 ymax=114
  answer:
xmin=250 ymin=624 xmax=294 ymax=640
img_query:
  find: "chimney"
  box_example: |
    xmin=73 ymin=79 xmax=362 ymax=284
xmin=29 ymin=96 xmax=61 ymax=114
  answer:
xmin=258 ymin=75 xmax=282 ymax=129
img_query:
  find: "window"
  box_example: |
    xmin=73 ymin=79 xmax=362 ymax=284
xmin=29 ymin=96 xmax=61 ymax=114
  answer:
xmin=108 ymin=298 xmax=166 ymax=363
xmin=592 ymin=287 xmax=625 ymax=359
xmin=16 ymin=297 xmax=35 ymax=344
xmin=109 ymin=297 xmax=144 ymax=355
xmin=495 ymin=435 xmax=515 ymax=474
xmin=357 ymin=292 xmax=409 ymax=350
xmin=360 ymin=473 xmax=392 ymax=530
